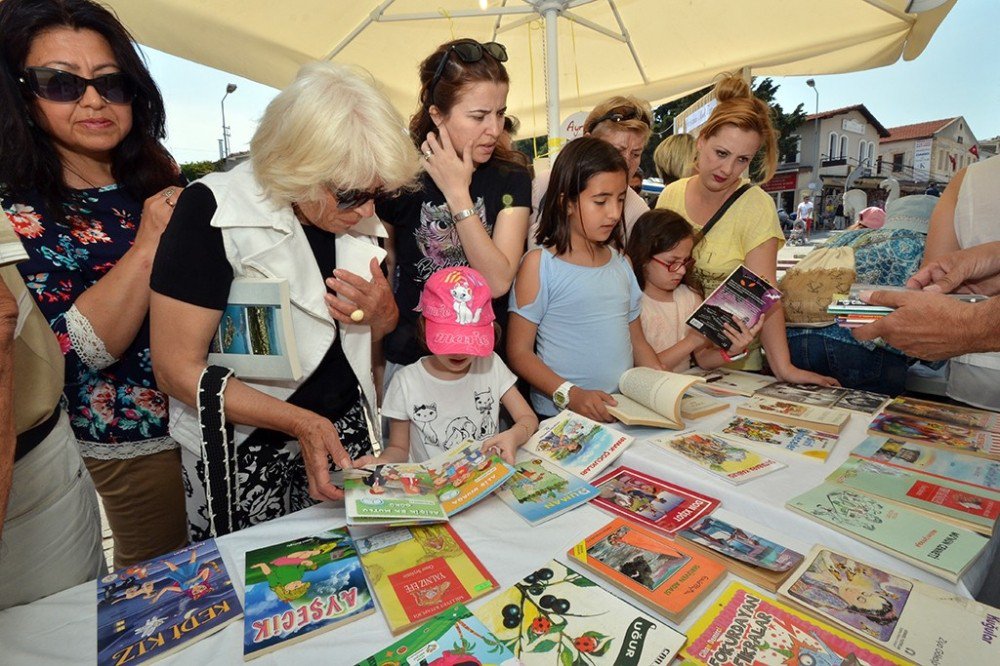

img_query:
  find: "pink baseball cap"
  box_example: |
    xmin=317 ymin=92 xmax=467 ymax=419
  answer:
xmin=858 ymin=206 xmax=886 ymax=229
xmin=418 ymin=267 xmax=495 ymax=356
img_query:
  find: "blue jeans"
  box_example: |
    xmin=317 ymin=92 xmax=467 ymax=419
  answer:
xmin=787 ymin=331 xmax=908 ymax=395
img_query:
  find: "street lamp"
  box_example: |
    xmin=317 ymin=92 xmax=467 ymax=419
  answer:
xmin=220 ymin=83 xmax=237 ymax=159
xmin=806 ymin=79 xmax=820 ymax=197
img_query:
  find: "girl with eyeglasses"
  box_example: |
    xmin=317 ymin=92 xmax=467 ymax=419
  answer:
xmin=626 ymin=209 xmax=760 ymax=373
xmin=377 ymin=39 xmax=532 ymax=384
xmin=0 ymin=0 xmax=188 ymax=570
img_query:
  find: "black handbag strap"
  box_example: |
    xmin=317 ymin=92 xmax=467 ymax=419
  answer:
xmin=697 ymin=183 xmax=753 ymax=242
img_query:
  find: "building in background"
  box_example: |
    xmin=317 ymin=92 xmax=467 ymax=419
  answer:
xmin=877 ymin=117 xmax=980 ymax=191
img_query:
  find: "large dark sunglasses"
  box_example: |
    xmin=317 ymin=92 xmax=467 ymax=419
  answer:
xmin=427 ymin=40 xmax=508 ymax=104
xmin=20 ymin=66 xmax=134 ymax=104
xmin=586 ymin=106 xmax=651 ymax=133
xmin=330 ymin=186 xmax=384 ymax=210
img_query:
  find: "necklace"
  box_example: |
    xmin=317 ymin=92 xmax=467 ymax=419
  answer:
xmin=62 ymin=162 xmax=104 ymax=189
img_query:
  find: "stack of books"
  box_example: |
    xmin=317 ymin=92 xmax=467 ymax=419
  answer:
xmin=827 ymin=294 xmax=893 ymax=328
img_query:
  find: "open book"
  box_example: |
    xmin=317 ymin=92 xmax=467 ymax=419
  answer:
xmin=607 ymin=367 xmax=709 ymax=428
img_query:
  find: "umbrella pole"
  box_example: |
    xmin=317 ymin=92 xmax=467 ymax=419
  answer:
xmin=542 ymin=3 xmax=562 ymax=157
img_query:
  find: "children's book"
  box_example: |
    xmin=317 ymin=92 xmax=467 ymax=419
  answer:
xmin=851 ymin=435 xmax=1000 ymax=492
xmin=677 ymin=515 xmax=804 ymax=592
xmin=780 ymin=546 xmax=1000 ymax=664
xmin=474 ymin=559 xmax=686 ymax=665
xmin=343 ymin=439 xmax=515 ymax=525
xmin=207 ymin=278 xmax=302 ymax=381
xmin=243 ymin=528 xmax=374 ymax=660
xmin=653 ymin=431 xmax=786 ymax=484
xmin=719 ymin=415 xmax=839 ymax=463
xmin=355 ymin=603 xmax=518 ymax=666
xmin=590 ymin=465 xmax=719 ymax=535
xmin=753 ymin=381 xmax=890 ymax=415
xmin=884 ymin=395 xmax=1000 ymax=434
xmin=353 ymin=523 xmax=497 ymax=635
xmin=683 ymin=582 xmax=908 ymax=666
xmin=868 ymin=412 xmax=1000 ymax=459
xmin=786 ymin=482 xmax=988 ymax=582
xmin=680 ymin=393 xmax=729 ymax=419
xmin=568 ymin=517 xmax=726 ymax=622
xmin=685 ymin=366 xmax=777 ymax=397
xmin=827 ymin=458 xmax=1000 ymax=536
xmin=737 ymin=394 xmax=850 ymax=434
xmin=522 ymin=410 xmax=633 ymax=481
xmin=97 ymin=539 xmax=243 ymax=666
xmin=493 ymin=456 xmax=599 ymax=526
xmin=606 ymin=366 xmax=705 ymax=428
xmin=686 ymin=264 xmax=782 ymax=350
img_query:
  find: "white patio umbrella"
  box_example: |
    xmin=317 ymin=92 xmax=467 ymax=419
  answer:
xmin=102 ymin=0 xmax=955 ymax=144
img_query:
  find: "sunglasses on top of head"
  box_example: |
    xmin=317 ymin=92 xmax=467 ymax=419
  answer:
xmin=586 ymin=106 xmax=651 ymax=133
xmin=20 ymin=66 xmax=134 ymax=104
xmin=427 ymin=40 xmax=508 ymax=104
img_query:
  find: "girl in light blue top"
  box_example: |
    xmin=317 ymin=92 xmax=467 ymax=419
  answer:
xmin=507 ymin=137 xmax=661 ymax=421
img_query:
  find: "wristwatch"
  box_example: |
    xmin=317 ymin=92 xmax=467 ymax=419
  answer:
xmin=552 ymin=381 xmax=575 ymax=409
xmin=452 ymin=207 xmax=477 ymax=223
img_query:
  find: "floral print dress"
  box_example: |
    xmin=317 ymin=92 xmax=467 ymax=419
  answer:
xmin=2 ymin=185 xmax=175 ymax=460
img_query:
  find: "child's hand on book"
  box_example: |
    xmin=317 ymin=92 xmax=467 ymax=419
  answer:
xmin=569 ymin=387 xmax=617 ymax=423
xmin=481 ymin=430 xmax=520 ymax=465
xmin=721 ymin=316 xmax=763 ymax=355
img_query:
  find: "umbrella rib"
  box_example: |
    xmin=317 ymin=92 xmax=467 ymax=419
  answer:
xmin=325 ymin=0 xmax=397 ymax=61
xmin=606 ymin=0 xmax=648 ymax=85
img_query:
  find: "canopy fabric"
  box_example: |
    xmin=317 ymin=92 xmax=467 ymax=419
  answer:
xmin=101 ymin=0 xmax=955 ymax=137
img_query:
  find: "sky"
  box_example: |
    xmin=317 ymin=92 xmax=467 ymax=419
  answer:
xmin=144 ymin=2 xmax=1000 ymax=165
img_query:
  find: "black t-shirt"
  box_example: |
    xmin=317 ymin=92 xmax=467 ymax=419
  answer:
xmin=376 ymin=159 xmax=531 ymax=364
xmin=151 ymin=183 xmax=361 ymax=438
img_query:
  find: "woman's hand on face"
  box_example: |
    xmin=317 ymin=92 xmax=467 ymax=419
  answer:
xmin=776 ymin=366 xmax=841 ymax=388
xmin=134 ymin=185 xmax=181 ymax=255
xmin=568 ymin=387 xmax=617 ymax=423
xmin=422 ymin=124 xmax=474 ymax=201
xmin=722 ymin=317 xmax=763 ymax=356
xmin=292 ymin=412 xmax=353 ymax=502
xmin=324 ymin=257 xmax=399 ymax=337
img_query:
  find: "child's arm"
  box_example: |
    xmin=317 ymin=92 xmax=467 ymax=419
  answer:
xmin=655 ymin=330 xmax=708 ymax=370
xmin=692 ymin=317 xmax=764 ymax=369
xmin=629 ymin=318 xmax=664 ymax=370
xmin=481 ymin=386 xmax=539 ymax=464
xmin=353 ymin=419 xmax=411 ymax=465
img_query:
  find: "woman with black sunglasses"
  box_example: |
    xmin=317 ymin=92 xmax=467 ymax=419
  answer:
xmin=0 ymin=0 xmax=188 ymax=569
xmin=377 ymin=39 xmax=532 ymax=383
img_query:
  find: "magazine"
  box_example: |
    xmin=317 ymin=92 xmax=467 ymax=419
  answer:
xmin=522 ymin=410 xmax=633 ymax=481
xmin=884 ymin=395 xmax=1000 ymax=434
xmin=474 ymin=559 xmax=686 ymax=665
xmin=851 ymin=436 xmax=1000 ymax=492
xmin=685 ymin=366 xmax=777 ymax=397
xmin=493 ymin=456 xmax=599 ymax=526
xmin=786 ymin=482 xmax=988 ymax=582
xmin=868 ymin=412 xmax=1000 ymax=459
xmin=683 ymin=582 xmax=907 ymax=665
xmin=686 ymin=264 xmax=782 ymax=349
xmin=719 ymin=415 xmax=840 ymax=462
xmin=589 ymin=465 xmax=719 ymax=534
xmin=568 ymin=517 xmax=726 ymax=622
xmin=352 ymin=523 xmax=497 ymax=635
xmin=753 ymin=381 xmax=890 ymax=414
xmin=97 ymin=539 xmax=243 ymax=666
xmin=605 ymin=366 xmax=706 ymax=428
xmin=652 ymin=431 xmax=786 ymax=484
xmin=780 ymin=546 xmax=1000 ymax=664
xmin=243 ymin=528 xmax=374 ymax=659
xmin=737 ymin=394 xmax=850 ymax=434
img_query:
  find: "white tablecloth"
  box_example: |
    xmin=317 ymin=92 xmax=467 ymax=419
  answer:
xmin=2 ymin=396 xmax=996 ymax=664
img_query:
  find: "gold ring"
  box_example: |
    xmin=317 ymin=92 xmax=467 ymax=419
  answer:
xmin=164 ymin=188 xmax=176 ymax=199
xmin=350 ymin=308 xmax=365 ymax=322
xmin=165 ymin=199 xmax=175 ymax=208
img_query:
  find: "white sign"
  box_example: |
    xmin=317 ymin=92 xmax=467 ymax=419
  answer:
xmin=913 ymin=138 xmax=933 ymax=181
xmin=559 ymin=111 xmax=589 ymax=141
xmin=684 ymin=99 xmax=718 ymax=135
xmin=842 ymin=118 xmax=865 ymax=135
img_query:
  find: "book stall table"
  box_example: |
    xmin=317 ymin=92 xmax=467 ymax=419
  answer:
xmin=1 ymin=394 xmax=997 ymax=664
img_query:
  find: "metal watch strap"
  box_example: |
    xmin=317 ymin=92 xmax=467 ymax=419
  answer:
xmin=452 ymin=207 xmax=477 ymax=223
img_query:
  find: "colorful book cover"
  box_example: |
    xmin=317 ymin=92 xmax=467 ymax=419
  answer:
xmin=686 ymin=264 xmax=782 ymax=350
xmin=422 ymin=438 xmax=517 ymax=514
xmin=522 ymin=410 xmax=634 ymax=480
xmin=685 ymin=366 xmax=777 ymax=397
xmin=851 ymin=435 xmax=1000 ymax=492
xmin=683 ymin=582 xmax=907 ymax=665
xmin=780 ymin=546 xmax=1000 ymax=664
xmin=590 ymin=465 xmax=719 ymax=534
xmin=753 ymin=382 xmax=889 ymax=414
xmin=474 ymin=560 xmax=686 ymax=665
xmin=97 ymin=539 xmax=243 ymax=666
xmin=494 ymin=456 xmax=599 ymax=526
xmin=885 ymin=396 xmax=1000 ymax=434
xmin=719 ymin=415 xmax=839 ymax=462
xmin=679 ymin=515 xmax=803 ymax=573
xmin=353 ymin=523 xmax=497 ymax=635
xmin=356 ymin=603 xmax=518 ymax=666
xmin=242 ymin=528 xmax=374 ymax=659
xmin=868 ymin=413 xmax=1000 ymax=459
xmin=786 ymin=482 xmax=988 ymax=582
xmin=827 ymin=458 xmax=1000 ymax=535
xmin=653 ymin=431 xmax=786 ymax=484
xmin=568 ymin=517 xmax=726 ymax=622
xmin=737 ymin=395 xmax=850 ymax=434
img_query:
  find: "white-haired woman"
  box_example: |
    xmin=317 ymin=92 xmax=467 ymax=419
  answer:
xmin=149 ymin=62 xmax=421 ymax=538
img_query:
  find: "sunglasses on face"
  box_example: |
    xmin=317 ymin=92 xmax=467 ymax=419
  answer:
xmin=428 ymin=40 xmax=508 ymax=103
xmin=650 ymin=256 xmax=694 ymax=272
xmin=20 ymin=66 xmax=134 ymax=104
xmin=329 ymin=186 xmax=383 ymax=210
xmin=586 ymin=106 xmax=651 ymax=133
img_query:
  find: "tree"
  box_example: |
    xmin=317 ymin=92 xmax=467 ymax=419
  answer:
xmin=179 ymin=160 xmax=221 ymax=183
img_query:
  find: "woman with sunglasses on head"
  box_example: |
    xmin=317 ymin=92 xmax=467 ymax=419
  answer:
xmin=149 ymin=62 xmax=421 ymax=539
xmin=654 ymin=73 xmax=836 ymax=386
xmin=0 ymin=0 xmax=187 ymax=567
xmin=378 ymin=39 xmax=532 ymax=377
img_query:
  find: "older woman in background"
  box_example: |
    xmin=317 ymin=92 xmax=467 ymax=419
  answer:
xmin=150 ymin=62 xmax=421 ymax=539
xmin=653 ymin=133 xmax=696 ymax=186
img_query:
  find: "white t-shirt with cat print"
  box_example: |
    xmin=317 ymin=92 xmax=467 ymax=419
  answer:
xmin=382 ymin=352 xmax=517 ymax=463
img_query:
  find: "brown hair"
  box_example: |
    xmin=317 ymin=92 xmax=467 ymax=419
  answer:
xmin=698 ymin=72 xmax=777 ymax=183
xmin=625 ymin=210 xmax=695 ymax=290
